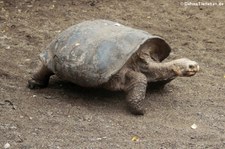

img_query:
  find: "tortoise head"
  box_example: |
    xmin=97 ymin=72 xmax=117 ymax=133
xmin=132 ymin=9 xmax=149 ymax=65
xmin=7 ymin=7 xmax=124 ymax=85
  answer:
xmin=172 ymin=58 xmax=200 ymax=77
xmin=137 ymin=37 xmax=199 ymax=81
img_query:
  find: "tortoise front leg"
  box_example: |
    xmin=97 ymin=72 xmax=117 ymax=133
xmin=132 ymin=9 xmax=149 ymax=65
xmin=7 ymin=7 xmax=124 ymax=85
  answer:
xmin=28 ymin=64 xmax=54 ymax=89
xmin=125 ymin=71 xmax=147 ymax=115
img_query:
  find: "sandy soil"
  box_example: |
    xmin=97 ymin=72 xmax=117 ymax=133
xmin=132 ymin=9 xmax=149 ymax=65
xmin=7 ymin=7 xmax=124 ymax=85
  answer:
xmin=0 ymin=0 xmax=225 ymax=148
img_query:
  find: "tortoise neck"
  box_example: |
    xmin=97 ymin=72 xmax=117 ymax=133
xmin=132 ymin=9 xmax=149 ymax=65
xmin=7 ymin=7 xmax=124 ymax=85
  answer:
xmin=139 ymin=60 xmax=178 ymax=82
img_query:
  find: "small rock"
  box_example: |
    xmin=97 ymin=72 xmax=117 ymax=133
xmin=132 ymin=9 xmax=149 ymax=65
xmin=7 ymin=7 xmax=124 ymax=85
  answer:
xmin=1 ymin=7 xmax=6 ymax=12
xmin=44 ymin=95 xmax=52 ymax=99
xmin=191 ymin=123 xmax=197 ymax=129
xmin=32 ymin=132 xmax=37 ymax=135
xmin=114 ymin=23 xmax=121 ymax=26
xmin=25 ymin=59 xmax=31 ymax=62
xmin=49 ymin=5 xmax=55 ymax=9
xmin=10 ymin=126 xmax=17 ymax=129
xmin=75 ymin=43 xmax=80 ymax=46
xmin=83 ymin=115 xmax=92 ymax=121
xmin=0 ymin=35 xmax=8 ymax=39
xmin=32 ymin=95 xmax=37 ymax=98
xmin=6 ymin=46 xmax=10 ymax=49
xmin=47 ymin=111 xmax=53 ymax=116
xmin=4 ymin=143 xmax=10 ymax=149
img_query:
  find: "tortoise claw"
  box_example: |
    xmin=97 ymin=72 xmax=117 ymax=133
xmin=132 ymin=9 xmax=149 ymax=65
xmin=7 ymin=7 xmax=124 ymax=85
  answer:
xmin=129 ymin=107 xmax=145 ymax=115
xmin=27 ymin=79 xmax=48 ymax=89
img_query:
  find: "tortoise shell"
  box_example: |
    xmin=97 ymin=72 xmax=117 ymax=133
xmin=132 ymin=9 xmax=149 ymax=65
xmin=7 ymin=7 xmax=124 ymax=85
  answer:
xmin=40 ymin=20 xmax=171 ymax=87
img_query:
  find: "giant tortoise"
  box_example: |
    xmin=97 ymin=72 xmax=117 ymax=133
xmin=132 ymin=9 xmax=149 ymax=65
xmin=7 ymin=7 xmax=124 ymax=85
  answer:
xmin=28 ymin=20 xmax=199 ymax=115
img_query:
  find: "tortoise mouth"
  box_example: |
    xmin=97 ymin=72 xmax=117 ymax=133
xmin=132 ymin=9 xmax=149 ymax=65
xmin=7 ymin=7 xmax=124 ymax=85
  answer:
xmin=173 ymin=68 xmax=199 ymax=77
xmin=185 ymin=71 xmax=198 ymax=76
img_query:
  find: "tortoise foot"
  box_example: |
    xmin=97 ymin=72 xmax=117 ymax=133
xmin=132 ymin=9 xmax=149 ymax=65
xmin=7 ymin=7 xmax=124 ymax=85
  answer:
xmin=27 ymin=79 xmax=48 ymax=89
xmin=128 ymin=107 xmax=145 ymax=115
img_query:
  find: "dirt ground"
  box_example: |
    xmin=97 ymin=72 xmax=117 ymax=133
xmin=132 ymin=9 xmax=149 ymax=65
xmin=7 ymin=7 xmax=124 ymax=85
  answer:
xmin=0 ymin=0 xmax=225 ymax=148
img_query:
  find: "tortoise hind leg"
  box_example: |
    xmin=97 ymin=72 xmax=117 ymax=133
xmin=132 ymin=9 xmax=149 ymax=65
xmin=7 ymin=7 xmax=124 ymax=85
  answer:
xmin=28 ymin=65 xmax=54 ymax=89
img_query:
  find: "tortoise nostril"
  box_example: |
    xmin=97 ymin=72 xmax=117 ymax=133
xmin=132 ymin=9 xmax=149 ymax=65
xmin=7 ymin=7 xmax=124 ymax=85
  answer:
xmin=189 ymin=65 xmax=195 ymax=69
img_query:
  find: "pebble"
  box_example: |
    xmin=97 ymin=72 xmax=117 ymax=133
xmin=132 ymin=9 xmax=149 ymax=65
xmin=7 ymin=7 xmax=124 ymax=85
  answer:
xmin=4 ymin=143 xmax=10 ymax=149
xmin=6 ymin=46 xmax=10 ymax=49
xmin=191 ymin=123 xmax=197 ymax=129
xmin=47 ymin=111 xmax=53 ymax=116
xmin=83 ymin=115 xmax=92 ymax=121
xmin=0 ymin=35 xmax=8 ymax=39
xmin=49 ymin=5 xmax=55 ymax=9
xmin=114 ymin=23 xmax=121 ymax=26
xmin=44 ymin=95 xmax=52 ymax=99
xmin=25 ymin=59 xmax=31 ymax=62
xmin=75 ymin=43 xmax=80 ymax=46
xmin=10 ymin=126 xmax=17 ymax=129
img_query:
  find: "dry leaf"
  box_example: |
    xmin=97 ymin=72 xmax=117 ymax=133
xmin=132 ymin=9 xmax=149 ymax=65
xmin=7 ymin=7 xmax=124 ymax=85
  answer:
xmin=131 ymin=136 xmax=139 ymax=142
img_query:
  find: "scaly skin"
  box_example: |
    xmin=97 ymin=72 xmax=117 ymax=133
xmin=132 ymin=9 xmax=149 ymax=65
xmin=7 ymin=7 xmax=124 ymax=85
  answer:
xmin=103 ymin=55 xmax=199 ymax=115
xmin=28 ymin=53 xmax=199 ymax=115
xmin=124 ymin=71 xmax=147 ymax=115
